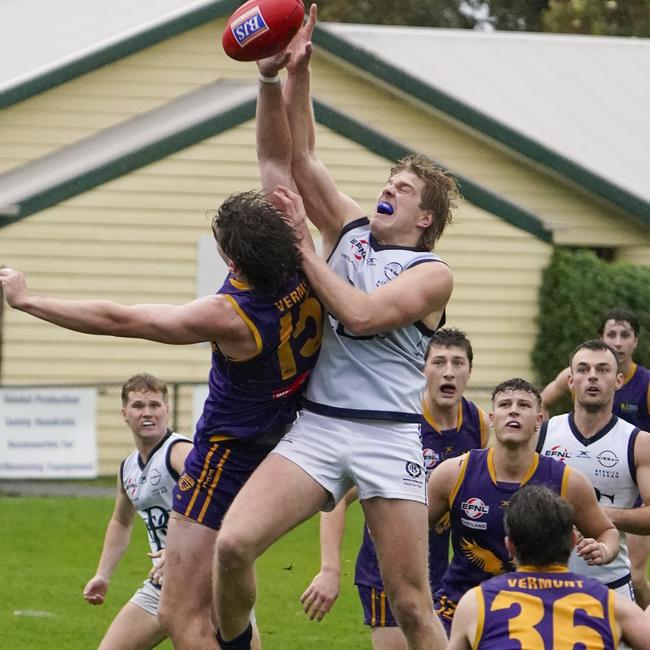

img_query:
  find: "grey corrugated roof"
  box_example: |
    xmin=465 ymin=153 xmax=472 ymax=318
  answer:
xmin=0 ymin=0 xmax=220 ymax=92
xmin=322 ymin=24 xmax=650 ymax=207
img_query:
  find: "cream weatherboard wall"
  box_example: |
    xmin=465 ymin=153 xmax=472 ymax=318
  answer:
xmin=0 ymin=121 xmax=551 ymax=471
xmin=5 ymin=15 xmax=639 ymax=471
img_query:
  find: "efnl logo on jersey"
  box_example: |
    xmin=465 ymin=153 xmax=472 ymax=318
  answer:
xmin=423 ymin=448 xmax=440 ymax=473
xmin=461 ymin=497 xmax=489 ymax=530
xmin=230 ymin=7 xmax=269 ymax=47
xmin=544 ymin=445 xmax=571 ymax=462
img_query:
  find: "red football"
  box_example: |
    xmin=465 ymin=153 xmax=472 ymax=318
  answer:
xmin=222 ymin=0 xmax=305 ymax=62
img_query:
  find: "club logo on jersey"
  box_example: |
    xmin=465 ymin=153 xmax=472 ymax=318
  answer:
xmin=350 ymin=238 xmax=369 ymax=261
xmin=422 ymin=448 xmax=440 ymax=471
xmin=405 ymin=461 xmax=423 ymax=478
xmin=149 ymin=467 xmax=162 ymax=486
xmin=125 ymin=476 xmax=138 ymax=496
xmin=384 ymin=262 xmax=403 ymax=281
xmin=594 ymin=487 xmax=616 ymax=504
xmin=597 ymin=450 xmax=619 ymax=468
xmin=230 ymin=7 xmax=269 ymax=48
xmin=177 ymin=473 xmax=195 ymax=491
xmin=544 ymin=445 xmax=571 ymax=462
xmin=143 ymin=506 xmax=169 ymax=552
xmin=461 ymin=497 xmax=490 ymax=519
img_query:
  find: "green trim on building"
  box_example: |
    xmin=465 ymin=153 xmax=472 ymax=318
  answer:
xmin=0 ymin=99 xmax=256 ymax=228
xmin=0 ymin=94 xmax=551 ymax=244
xmin=0 ymin=0 xmax=238 ymax=110
xmin=312 ymin=26 xmax=650 ymax=226
xmin=314 ymin=100 xmax=552 ymax=243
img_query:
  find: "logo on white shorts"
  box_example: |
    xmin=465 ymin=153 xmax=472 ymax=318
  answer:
xmin=405 ymin=461 xmax=423 ymax=478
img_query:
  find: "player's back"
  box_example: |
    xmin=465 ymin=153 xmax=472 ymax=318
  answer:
xmin=473 ymin=567 xmax=620 ymax=649
xmin=197 ymin=273 xmax=322 ymax=443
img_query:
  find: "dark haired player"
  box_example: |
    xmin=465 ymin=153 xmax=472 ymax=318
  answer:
xmin=542 ymin=309 xmax=650 ymax=605
xmin=427 ymin=378 xmax=618 ymax=634
xmin=0 ymin=189 xmax=322 ymax=650
xmin=448 ymin=485 xmax=650 ymax=650
xmin=538 ymin=340 xmax=650 ymax=608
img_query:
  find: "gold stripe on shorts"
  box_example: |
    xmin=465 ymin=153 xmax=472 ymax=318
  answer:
xmin=197 ymin=448 xmax=232 ymax=524
xmin=184 ymin=443 xmax=218 ymax=517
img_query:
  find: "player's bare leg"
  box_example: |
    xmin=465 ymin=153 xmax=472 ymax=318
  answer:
xmin=215 ymin=453 xmax=330 ymax=646
xmin=628 ymin=532 xmax=650 ymax=608
xmin=371 ymin=627 xmax=408 ymax=650
xmin=363 ymin=498 xmax=445 ymax=650
xmin=98 ymin=601 xmax=167 ymax=650
xmin=159 ymin=515 xmax=218 ymax=650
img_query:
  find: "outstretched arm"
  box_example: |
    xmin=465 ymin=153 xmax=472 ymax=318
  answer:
xmin=284 ymin=4 xmax=362 ymax=253
xmin=601 ymin=431 xmax=650 ymax=534
xmin=567 ymin=468 xmax=619 ymax=565
xmin=614 ymin=591 xmax=650 ymax=647
xmin=301 ymin=487 xmax=358 ymax=621
xmin=83 ymin=475 xmax=136 ymax=605
xmin=256 ymin=51 xmax=293 ymax=196
xmin=0 ymin=268 xmax=245 ymax=345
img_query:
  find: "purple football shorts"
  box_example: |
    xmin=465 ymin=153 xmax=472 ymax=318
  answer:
xmin=172 ymin=435 xmax=273 ymax=530
xmin=357 ymin=585 xmax=397 ymax=628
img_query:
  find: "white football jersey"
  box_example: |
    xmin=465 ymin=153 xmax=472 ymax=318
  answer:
xmin=303 ymin=218 xmax=445 ymax=422
xmin=538 ymin=413 xmax=640 ymax=586
xmin=120 ymin=431 xmax=189 ymax=558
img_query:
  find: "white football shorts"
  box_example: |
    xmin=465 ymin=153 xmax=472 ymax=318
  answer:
xmin=130 ymin=579 xmax=160 ymax=617
xmin=272 ymin=409 xmax=426 ymax=510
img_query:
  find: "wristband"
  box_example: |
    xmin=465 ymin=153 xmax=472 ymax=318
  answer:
xmin=258 ymin=72 xmax=280 ymax=84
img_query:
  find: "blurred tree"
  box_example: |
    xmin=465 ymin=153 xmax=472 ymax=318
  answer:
xmin=311 ymin=0 xmax=650 ymax=35
xmin=312 ymin=0 xmax=548 ymax=30
xmin=543 ymin=0 xmax=650 ymax=37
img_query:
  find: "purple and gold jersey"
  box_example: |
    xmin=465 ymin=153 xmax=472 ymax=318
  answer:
xmin=354 ymin=399 xmax=488 ymax=592
xmin=615 ymin=362 xmax=650 ymax=431
xmin=195 ymin=274 xmax=322 ymax=443
xmin=471 ymin=566 xmax=620 ymax=649
xmin=437 ymin=449 xmax=569 ymax=611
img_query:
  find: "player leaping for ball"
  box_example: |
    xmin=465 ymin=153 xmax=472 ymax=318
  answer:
xmin=214 ymin=6 xmax=455 ymax=649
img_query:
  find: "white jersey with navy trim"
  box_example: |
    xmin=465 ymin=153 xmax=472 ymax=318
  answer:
xmin=302 ymin=218 xmax=445 ymax=422
xmin=120 ymin=431 xmax=189 ymax=558
xmin=537 ymin=413 xmax=639 ymax=587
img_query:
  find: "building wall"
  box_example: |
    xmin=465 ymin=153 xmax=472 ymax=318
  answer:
xmin=10 ymin=15 xmax=648 ymax=470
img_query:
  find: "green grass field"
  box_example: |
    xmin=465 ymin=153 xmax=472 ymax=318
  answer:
xmin=1 ymin=493 xmax=370 ymax=649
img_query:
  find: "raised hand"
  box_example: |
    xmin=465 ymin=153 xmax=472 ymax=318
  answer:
xmin=287 ymin=3 xmax=317 ymax=74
